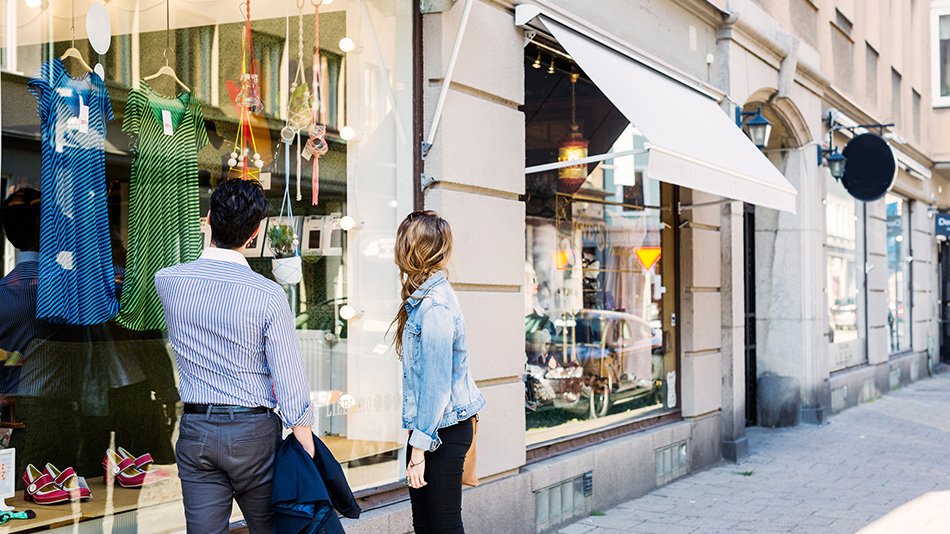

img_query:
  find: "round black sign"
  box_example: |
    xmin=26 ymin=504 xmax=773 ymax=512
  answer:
xmin=840 ymin=133 xmax=896 ymax=202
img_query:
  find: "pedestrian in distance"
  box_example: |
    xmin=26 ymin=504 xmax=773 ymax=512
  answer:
xmin=155 ymin=178 xmax=315 ymax=534
xmin=391 ymin=210 xmax=486 ymax=533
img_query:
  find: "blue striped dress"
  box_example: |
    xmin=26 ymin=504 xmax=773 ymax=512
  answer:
xmin=28 ymin=59 xmax=119 ymax=325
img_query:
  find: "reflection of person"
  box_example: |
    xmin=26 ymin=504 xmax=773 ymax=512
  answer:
xmin=155 ymin=179 xmax=315 ymax=533
xmin=391 ymin=210 xmax=486 ymax=533
xmin=0 ymin=189 xmax=44 ymax=354
xmin=0 ymin=189 xmax=81 ymax=484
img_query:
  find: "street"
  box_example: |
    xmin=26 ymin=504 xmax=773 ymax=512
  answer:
xmin=560 ymin=371 xmax=950 ymax=534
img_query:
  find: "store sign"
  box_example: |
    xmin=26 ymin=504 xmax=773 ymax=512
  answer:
xmin=840 ymin=133 xmax=897 ymax=202
xmin=936 ymin=212 xmax=950 ymax=238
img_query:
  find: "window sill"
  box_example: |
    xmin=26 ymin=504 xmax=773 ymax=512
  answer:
xmin=526 ymin=410 xmax=681 ymax=464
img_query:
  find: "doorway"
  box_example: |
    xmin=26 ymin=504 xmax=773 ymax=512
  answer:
xmin=743 ymin=204 xmax=757 ymax=425
xmin=940 ymin=241 xmax=950 ymax=363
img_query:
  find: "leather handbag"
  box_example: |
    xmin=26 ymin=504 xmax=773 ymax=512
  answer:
xmin=462 ymin=416 xmax=479 ymax=487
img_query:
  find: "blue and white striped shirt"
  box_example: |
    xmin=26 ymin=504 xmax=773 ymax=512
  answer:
xmin=155 ymin=247 xmax=314 ymax=428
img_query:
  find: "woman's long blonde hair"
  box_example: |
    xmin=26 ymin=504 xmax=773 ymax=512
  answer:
xmin=390 ymin=210 xmax=453 ymax=357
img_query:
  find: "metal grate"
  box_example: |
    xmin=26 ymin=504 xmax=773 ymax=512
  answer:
xmin=655 ymin=440 xmax=688 ymax=486
xmin=535 ymin=473 xmax=591 ymax=533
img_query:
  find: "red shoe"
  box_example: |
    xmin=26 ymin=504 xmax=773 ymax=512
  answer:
xmin=102 ymin=449 xmax=147 ymax=488
xmin=116 ymin=447 xmax=168 ymax=485
xmin=44 ymin=463 xmax=91 ymax=501
xmin=22 ymin=464 xmax=70 ymax=505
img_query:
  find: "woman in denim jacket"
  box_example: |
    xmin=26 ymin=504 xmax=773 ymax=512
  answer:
xmin=391 ymin=210 xmax=486 ymax=533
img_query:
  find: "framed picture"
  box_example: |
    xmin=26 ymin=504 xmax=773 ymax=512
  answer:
xmin=301 ymin=215 xmax=343 ymax=257
xmin=262 ymin=216 xmax=303 ymax=258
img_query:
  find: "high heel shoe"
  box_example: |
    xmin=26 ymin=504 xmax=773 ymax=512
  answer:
xmin=116 ymin=447 xmax=168 ymax=484
xmin=102 ymin=449 xmax=147 ymax=488
xmin=22 ymin=464 xmax=69 ymax=505
xmin=44 ymin=463 xmax=91 ymax=501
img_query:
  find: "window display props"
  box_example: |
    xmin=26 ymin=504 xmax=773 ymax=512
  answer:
xmin=301 ymin=0 xmax=329 ymax=205
xmin=29 ymin=58 xmax=118 ymax=324
xmin=228 ymin=0 xmax=265 ymax=180
xmin=271 ymin=129 xmax=304 ymax=292
xmin=287 ymin=0 xmax=313 ymax=201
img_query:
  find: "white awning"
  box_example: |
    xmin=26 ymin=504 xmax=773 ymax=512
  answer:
xmin=518 ymin=7 xmax=798 ymax=213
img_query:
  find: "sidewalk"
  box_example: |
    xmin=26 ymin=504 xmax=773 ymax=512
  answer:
xmin=560 ymin=372 xmax=950 ymax=533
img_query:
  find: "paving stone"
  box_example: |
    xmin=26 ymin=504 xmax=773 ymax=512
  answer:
xmin=559 ymin=374 xmax=950 ymax=534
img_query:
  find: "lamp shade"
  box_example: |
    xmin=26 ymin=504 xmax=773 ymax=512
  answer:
xmin=558 ymin=125 xmax=589 ymax=194
xmin=827 ymin=150 xmax=846 ymax=180
xmin=745 ymin=110 xmax=772 ymax=149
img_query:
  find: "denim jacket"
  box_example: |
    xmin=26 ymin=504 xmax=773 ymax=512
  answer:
xmin=401 ymin=271 xmax=486 ymax=452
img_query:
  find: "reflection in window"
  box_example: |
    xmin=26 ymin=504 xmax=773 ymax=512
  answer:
xmin=524 ymin=57 xmax=677 ymax=444
xmin=885 ymin=194 xmax=911 ymax=353
xmin=0 ymin=1 xmax=411 ymax=529
xmin=825 ymin=174 xmax=865 ymax=371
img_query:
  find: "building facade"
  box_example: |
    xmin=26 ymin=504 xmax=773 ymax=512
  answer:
xmin=0 ymin=0 xmax=947 ymax=533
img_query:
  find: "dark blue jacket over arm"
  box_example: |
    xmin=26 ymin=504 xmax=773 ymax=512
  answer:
xmin=272 ymin=433 xmax=361 ymax=534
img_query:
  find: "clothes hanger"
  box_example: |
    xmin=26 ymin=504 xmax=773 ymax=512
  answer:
xmin=143 ymin=50 xmax=191 ymax=93
xmin=60 ymin=0 xmax=93 ymax=73
xmin=143 ymin=0 xmax=191 ymax=92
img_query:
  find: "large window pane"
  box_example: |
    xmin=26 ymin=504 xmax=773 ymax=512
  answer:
xmin=0 ymin=0 xmax=412 ymax=529
xmin=885 ymin=194 xmax=912 ymax=353
xmin=524 ymin=41 xmax=678 ymax=446
xmin=826 ymin=174 xmax=866 ymax=371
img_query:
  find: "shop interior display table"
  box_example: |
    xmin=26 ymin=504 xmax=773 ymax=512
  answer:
xmin=0 ymin=465 xmax=182 ymax=533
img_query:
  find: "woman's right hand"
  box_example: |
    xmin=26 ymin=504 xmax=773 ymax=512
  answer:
xmin=407 ymin=447 xmax=427 ymax=489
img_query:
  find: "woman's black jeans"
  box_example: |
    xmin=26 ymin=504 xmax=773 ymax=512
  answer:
xmin=407 ymin=417 xmax=474 ymax=533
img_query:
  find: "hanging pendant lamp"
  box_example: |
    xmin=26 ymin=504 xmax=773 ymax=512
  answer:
xmin=558 ymin=71 xmax=589 ymax=194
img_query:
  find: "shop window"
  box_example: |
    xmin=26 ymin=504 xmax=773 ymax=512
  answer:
xmin=885 ymin=194 xmax=912 ymax=353
xmin=0 ymin=0 xmax=412 ymax=529
xmin=523 ymin=42 xmax=677 ymax=446
xmin=825 ymin=173 xmax=866 ymax=372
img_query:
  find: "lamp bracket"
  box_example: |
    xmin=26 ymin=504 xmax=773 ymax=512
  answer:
xmin=523 ymin=30 xmax=537 ymax=48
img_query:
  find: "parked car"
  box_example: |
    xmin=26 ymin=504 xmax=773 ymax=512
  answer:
xmin=525 ymin=309 xmax=663 ymax=419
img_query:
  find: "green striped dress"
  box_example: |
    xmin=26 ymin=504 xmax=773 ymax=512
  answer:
xmin=116 ymin=81 xmax=209 ymax=331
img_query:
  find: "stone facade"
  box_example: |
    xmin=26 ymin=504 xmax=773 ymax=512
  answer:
xmin=344 ymin=1 xmax=950 ymax=532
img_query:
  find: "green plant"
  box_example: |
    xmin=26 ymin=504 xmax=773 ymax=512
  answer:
xmin=268 ymin=223 xmax=297 ymax=259
xmin=589 ymin=511 xmax=606 ymax=517
xmin=736 ymin=470 xmax=755 ymax=477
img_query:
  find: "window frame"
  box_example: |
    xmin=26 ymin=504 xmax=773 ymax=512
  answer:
xmin=930 ymin=4 xmax=950 ymax=108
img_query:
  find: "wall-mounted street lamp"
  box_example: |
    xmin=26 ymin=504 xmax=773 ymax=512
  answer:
xmin=735 ymin=106 xmax=772 ymax=149
xmin=818 ymin=145 xmax=846 ymax=180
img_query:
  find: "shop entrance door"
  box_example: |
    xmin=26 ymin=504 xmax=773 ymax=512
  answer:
xmin=940 ymin=241 xmax=950 ymax=363
xmin=743 ymin=204 xmax=757 ymax=425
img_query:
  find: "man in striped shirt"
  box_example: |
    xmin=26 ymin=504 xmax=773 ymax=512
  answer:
xmin=155 ymin=179 xmax=314 ymax=533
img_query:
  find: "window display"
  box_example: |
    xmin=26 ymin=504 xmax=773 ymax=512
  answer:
xmin=825 ymin=173 xmax=866 ymax=371
xmin=885 ymin=193 xmax=912 ymax=353
xmin=524 ymin=41 xmax=677 ymax=446
xmin=0 ymin=0 xmax=412 ymax=530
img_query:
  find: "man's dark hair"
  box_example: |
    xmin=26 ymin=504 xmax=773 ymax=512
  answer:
xmin=209 ymin=179 xmax=269 ymax=249
xmin=1 ymin=188 xmax=41 ymax=252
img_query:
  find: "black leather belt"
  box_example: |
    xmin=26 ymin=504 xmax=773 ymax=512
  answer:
xmin=183 ymin=404 xmax=271 ymax=415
